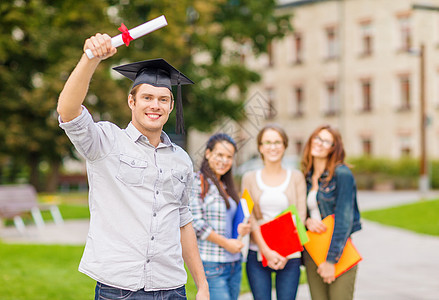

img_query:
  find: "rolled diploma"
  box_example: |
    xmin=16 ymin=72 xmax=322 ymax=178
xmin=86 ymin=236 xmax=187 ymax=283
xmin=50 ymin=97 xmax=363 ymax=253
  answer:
xmin=85 ymin=15 xmax=168 ymax=59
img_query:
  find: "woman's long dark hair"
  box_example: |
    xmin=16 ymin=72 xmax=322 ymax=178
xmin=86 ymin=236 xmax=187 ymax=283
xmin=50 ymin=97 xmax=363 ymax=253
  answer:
xmin=200 ymin=133 xmax=240 ymax=209
xmin=301 ymin=125 xmax=346 ymax=183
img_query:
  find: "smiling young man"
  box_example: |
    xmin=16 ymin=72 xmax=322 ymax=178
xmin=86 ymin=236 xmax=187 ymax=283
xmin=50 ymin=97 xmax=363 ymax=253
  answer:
xmin=57 ymin=33 xmax=209 ymax=300
xmin=129 ymin=84 xmax=173 ymax=142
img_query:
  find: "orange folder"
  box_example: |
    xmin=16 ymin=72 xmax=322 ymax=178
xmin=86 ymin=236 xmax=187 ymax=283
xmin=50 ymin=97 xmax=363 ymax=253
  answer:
xmin=304 ymin=215 xmax=362 ymax=278
xmin=260 ymin=211 xmax=303 ymax=267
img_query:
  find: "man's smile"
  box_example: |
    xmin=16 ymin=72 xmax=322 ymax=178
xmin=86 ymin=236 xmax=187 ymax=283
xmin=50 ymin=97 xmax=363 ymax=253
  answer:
xmin=146 ymin=113 xmax=161 ymax=120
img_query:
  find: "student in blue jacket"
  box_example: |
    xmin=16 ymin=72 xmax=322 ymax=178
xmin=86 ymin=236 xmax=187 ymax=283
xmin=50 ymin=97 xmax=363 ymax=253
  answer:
xmin=301 ymin=125 xmax=361 ymax=300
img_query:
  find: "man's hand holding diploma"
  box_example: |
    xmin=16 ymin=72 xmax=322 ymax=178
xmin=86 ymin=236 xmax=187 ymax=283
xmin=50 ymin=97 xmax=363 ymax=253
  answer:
xmin=84 ymin=33 xmax=117 ymax=61
xmin=84 ymin=15 xmax=167 ymax=59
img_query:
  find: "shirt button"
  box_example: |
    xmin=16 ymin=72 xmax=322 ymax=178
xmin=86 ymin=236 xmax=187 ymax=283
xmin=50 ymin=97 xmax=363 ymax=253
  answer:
xmin=156 ymin=191 xmax=159 ymax=195
xmin=180 ymin=176 xmax=183 ymax=180
xmin=151 ymin=236 xmax=154 ymax=240
xmin=153 ymin=212 xmax=157 ymax=217
xmin=160 ymin=169 xmax=163 ymax=173
xmin=146 ymin=259 xmax=150 ymax=263
xmin=131 ymin=160 xmax=135 ymax=165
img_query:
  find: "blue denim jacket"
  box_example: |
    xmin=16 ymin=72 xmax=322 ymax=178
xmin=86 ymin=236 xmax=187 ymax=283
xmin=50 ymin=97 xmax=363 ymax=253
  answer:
xmin=306 ymin=164 xmax=361 ymax=263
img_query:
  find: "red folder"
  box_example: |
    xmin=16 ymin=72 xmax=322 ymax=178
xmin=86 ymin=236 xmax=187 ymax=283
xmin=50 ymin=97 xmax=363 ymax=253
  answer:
xmin=260 ymin=211 xmax=303 ymax=267
xmin=305 ymin=215 xmax=362 ymax=278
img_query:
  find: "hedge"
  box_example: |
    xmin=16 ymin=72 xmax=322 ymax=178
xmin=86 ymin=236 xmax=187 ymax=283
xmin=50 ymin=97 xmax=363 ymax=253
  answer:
xmin=347 ymin=156 xmax=439 ymax=190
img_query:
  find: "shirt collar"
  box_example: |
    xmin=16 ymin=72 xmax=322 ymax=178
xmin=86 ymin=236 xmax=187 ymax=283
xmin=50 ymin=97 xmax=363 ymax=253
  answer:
xmin=305 ymin=169 xmax=329 ymax=183
xmin=126 ymin=122 xmax=176 ymax=150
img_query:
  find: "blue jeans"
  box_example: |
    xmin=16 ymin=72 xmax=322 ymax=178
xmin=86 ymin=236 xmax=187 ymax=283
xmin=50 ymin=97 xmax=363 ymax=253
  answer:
xmin=246 ymin=250 xmax=301 ymax=300
xmin=95 ymin=282 xmax=186 ymax=300
xmin=203 ymin=260 xmax=242 ymax=300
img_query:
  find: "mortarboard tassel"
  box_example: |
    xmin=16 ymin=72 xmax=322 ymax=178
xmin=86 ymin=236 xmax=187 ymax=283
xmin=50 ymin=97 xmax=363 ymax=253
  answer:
xmin=176 ymin=73 xmax=185 ymax=135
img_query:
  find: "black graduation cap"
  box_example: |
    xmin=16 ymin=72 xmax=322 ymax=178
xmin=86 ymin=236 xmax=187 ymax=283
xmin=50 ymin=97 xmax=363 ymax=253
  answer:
xmin=113 ymin=58 xmax=194 ymax=134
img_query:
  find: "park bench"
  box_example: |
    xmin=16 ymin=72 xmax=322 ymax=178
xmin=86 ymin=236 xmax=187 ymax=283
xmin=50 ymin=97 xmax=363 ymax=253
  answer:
xmin=0 ymin=184 xmax=64 ymax=234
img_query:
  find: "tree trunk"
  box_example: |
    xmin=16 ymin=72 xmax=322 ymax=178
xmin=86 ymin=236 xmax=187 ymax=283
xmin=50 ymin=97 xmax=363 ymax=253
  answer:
xmin=28 ymin=152 xmax=41 ymax=191
xmin=7 ymin=158 xmax=22 ymax=183
xmin=46 ymin=159 xmax=61 ymax=193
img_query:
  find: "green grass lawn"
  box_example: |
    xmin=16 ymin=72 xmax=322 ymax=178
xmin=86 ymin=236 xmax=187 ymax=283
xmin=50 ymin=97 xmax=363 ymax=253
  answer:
xmin=42 ymin=204 xmax=90 ymax=220
xmin=0 ymin=241 xmax=250 ymax=299
xmin=361 ymin=199 xmax=439 ymax=236
xmin=0 ymin=243 xmax=95 ymax=300
xmin=39 ymin=192 xmax=88 ymax=205
xmin=39 ymin=192 xmax=90 ymax=221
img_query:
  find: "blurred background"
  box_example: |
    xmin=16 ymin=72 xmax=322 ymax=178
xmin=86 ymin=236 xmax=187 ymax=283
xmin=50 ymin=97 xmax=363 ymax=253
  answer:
xmin=2 ymin=0 xmax=439 ymax=194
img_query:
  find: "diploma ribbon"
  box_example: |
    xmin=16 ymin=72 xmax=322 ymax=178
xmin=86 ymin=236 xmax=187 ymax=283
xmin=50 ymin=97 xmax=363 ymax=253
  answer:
xmin=118 ymin=23 xmax=133 ymax=46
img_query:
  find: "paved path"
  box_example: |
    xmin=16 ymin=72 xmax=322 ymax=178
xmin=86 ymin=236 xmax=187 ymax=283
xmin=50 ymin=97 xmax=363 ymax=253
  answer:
xmin=0 ymin=219 xmax=89 ymax=245
xmin=1 ymin=190 xmax=439 ymax=299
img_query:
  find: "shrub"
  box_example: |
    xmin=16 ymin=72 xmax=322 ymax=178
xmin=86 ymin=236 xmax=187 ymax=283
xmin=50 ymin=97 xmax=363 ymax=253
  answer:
xmin=347 ymin=156 xmax=438 ymax=190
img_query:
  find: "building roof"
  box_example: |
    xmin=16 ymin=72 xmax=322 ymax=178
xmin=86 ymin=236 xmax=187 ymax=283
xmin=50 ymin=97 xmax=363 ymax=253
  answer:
xmin=277 ymin=0 xmax=332 ymax=9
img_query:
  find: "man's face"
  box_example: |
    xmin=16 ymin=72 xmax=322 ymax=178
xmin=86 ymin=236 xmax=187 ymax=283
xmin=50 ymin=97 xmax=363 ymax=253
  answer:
xmin=128 ymin=84 xmax=174 ymax=135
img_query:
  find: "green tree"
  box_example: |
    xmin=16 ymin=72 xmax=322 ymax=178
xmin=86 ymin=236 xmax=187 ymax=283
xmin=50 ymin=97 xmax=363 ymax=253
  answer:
xmin=108 ymin=0 xmax=291 ymax=132
xmin=0 ymin=0 xmax=125 ymax=191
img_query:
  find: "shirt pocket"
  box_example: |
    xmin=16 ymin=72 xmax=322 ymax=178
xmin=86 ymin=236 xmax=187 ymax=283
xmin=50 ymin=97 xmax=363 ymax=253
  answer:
xmin=116 ymin=154 xmax=148 ymax=186
xmin=171 ymin=169 xmax=188 ymax=201
xmin=319 ymin=181 xmax=336 ymax=202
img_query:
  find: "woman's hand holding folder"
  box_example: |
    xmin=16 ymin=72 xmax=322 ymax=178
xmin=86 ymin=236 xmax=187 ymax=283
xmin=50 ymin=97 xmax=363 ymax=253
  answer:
xmin=305 ymin=218 xmax=327 ymax=233
xmin=260 ymin=246 xmax=287 ymax=270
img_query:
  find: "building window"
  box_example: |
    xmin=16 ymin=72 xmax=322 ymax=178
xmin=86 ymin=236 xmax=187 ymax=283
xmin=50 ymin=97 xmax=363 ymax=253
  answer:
xmin=360 ymin=21 xmax=373 ymax=56
xmin=292 ymin=86 xmax=304 ymax=117
xmin=325 ymin=26 xmax=338 ymax=60
xmin=293 ymin=33 xmax=303 ymax=64
xmin=361 ymin=80 xmax=372 ymax=112
xmin=266 ymin=88 xmax=276 ymax=119
xmin=295 ymin=140 xmax=303 ymax=155
xmin=398 ymin=15 xmax=411 ymax=52
xmin=399 ymin=135 xmax=412 ymax=156
xmin=325 ymin=81 xmax=338 ymax=116
xmin=398 ymin=75 xmax=411 ymax=111
xmin=362 ymin=138 xmax=372 ymax=156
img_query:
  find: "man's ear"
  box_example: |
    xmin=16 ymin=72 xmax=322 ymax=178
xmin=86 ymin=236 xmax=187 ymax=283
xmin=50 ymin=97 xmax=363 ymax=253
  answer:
xmin=128 ymin=94 xmax=135 ymax=110
xmin=169 ymin=99 xmax=174 ymax=112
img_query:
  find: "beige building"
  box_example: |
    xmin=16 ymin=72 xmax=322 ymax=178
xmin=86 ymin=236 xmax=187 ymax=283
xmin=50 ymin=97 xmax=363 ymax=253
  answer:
xmin=189 ymin=0 xmax=439 ymax=168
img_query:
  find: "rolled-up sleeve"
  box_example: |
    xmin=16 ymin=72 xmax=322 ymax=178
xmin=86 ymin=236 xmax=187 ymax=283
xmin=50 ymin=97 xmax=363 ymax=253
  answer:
xmin=59 ymin=106 xmax=115 ymax=161
xmin=179 ymin=168 xmax=194 ymax=227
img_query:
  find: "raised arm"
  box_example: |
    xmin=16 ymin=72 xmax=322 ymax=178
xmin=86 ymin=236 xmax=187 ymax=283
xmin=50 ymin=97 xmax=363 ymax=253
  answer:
xmin=57 ymin=33 xmax=117 ymax=122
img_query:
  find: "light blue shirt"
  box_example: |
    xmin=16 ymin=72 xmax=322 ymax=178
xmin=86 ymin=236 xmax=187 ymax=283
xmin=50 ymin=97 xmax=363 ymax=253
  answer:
xmin=59 ymin=106 xmax=193 ymax=291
